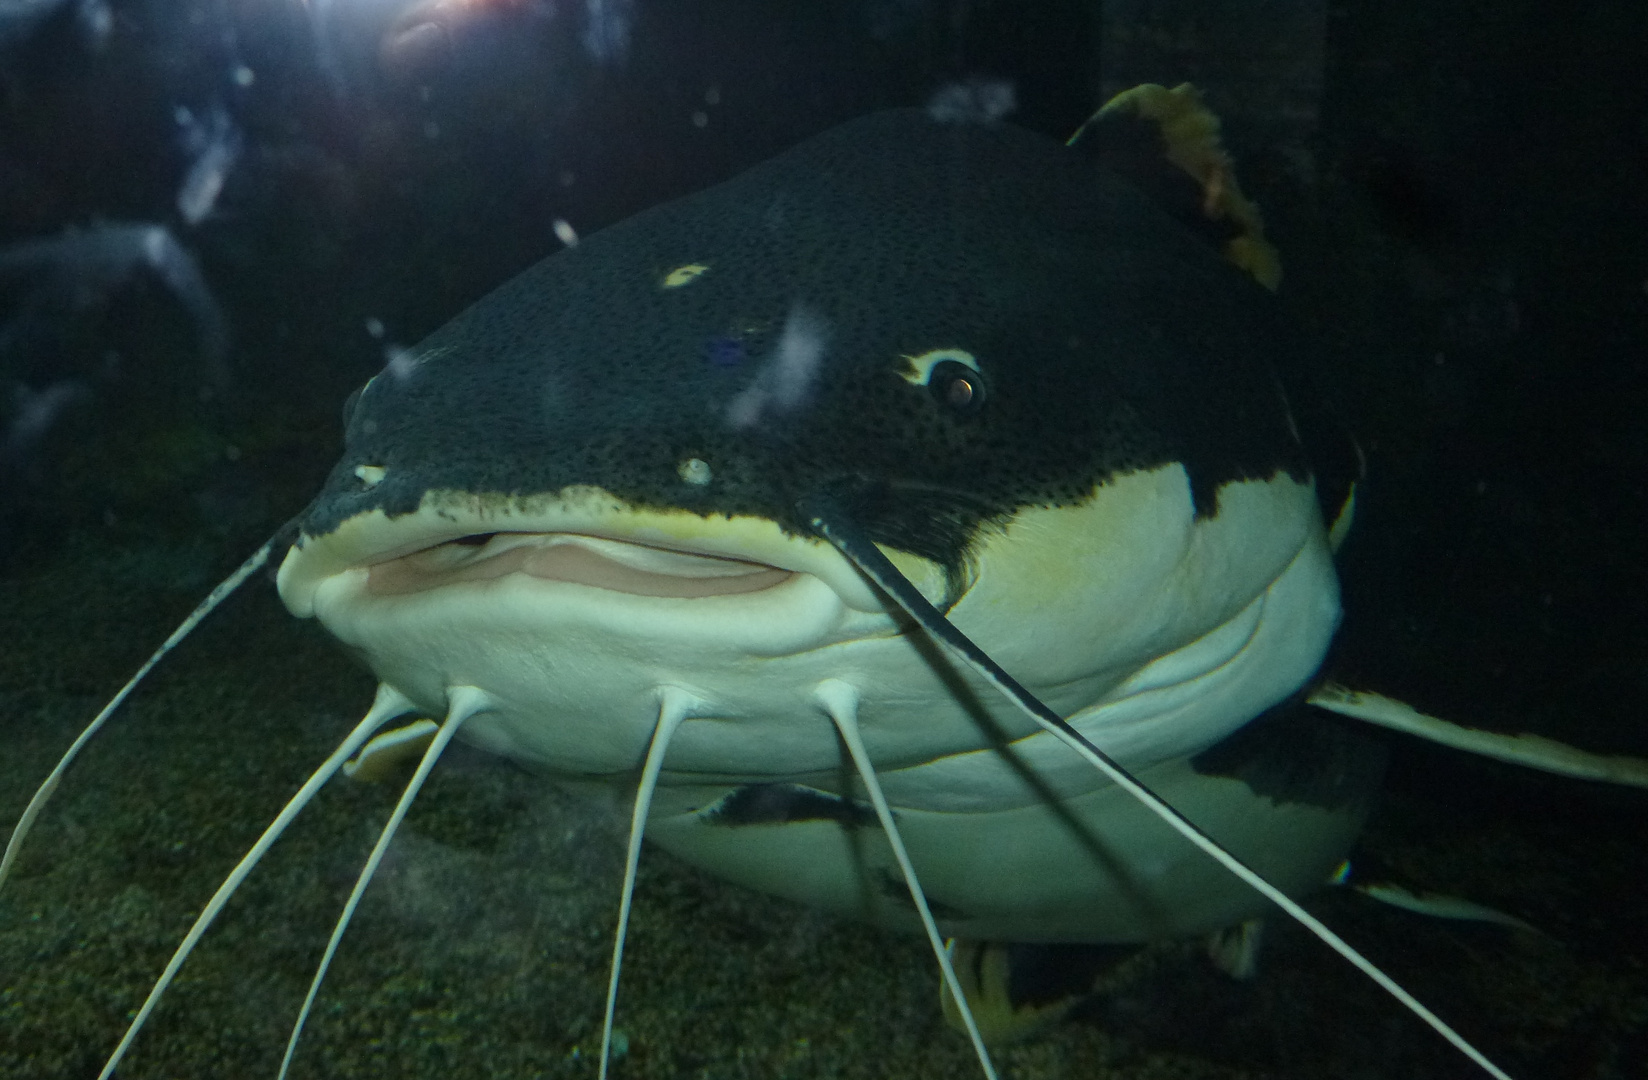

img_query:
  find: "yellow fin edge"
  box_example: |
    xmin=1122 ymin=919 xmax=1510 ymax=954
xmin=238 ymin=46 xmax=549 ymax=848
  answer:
xmin=1092 ymin=83 xmax=1282 ymax=292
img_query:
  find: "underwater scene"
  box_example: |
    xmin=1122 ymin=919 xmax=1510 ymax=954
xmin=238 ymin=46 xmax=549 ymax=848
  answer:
xmin=2 ymin=1 xmax=1645 ymax=1078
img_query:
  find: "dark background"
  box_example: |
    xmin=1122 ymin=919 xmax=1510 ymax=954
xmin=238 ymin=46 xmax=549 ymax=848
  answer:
xmin=1 ymin=2 xmax=1644 ymax=1078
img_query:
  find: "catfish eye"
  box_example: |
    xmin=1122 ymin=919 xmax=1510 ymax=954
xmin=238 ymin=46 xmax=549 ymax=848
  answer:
xmin=928 ymin=359 xmax=986 ymax=415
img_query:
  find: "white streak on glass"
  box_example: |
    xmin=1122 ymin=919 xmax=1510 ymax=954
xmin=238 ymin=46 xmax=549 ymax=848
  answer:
xmin=725 ymin=305 xmax=828 ymax=431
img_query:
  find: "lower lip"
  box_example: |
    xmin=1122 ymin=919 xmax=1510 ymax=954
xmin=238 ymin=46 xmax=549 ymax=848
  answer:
xmin=367 ymin=535 xmax=796 ymax=599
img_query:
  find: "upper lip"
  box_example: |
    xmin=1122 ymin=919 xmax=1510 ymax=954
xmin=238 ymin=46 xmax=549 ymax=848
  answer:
xmin=274 ymin=489 xmax=895 ymax=617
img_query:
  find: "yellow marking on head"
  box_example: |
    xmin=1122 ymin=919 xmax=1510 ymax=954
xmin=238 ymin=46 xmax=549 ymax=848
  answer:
xmin=663 ymin=264 xmax=710 ymax=288
xmin=898 ymin=348 xmax=981 ymax=385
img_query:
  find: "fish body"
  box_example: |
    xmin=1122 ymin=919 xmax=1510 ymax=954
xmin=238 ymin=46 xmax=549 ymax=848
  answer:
xmin=276 ymin=105 xmax=1382 ymax=945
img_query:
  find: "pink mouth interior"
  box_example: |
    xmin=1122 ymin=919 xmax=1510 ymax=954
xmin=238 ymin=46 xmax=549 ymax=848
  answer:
xmin=367 ymin=533 xmax=795 ymax=598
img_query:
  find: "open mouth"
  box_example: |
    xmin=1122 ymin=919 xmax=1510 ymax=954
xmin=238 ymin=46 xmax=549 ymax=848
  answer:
xmin=275 ymin=492 xmax=907 ymax=620
xmin=274 ymin=498 xmax=920 ymax=752
xmin=367 ymin=531 xmax=798 ymax=599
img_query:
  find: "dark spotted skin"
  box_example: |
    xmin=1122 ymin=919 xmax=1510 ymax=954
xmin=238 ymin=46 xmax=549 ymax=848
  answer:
xmin=301 ymin=109 xmax=1318 ymax=574
xmin=1192 ymin=694 xmax=1387 ymax=810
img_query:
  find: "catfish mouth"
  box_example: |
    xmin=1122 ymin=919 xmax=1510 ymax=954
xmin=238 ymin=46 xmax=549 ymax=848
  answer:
xmin=368 ymin=531 xmax=797 ymax=599
xmin=275 ymin=489 xmax=908 ymax=620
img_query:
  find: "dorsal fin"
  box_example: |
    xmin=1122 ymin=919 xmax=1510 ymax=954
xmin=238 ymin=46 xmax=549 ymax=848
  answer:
xmin=1069 ymin=83 xmax=1361 ymax=538
xmin=1069 ymin=83 xmax=1282 ymax=291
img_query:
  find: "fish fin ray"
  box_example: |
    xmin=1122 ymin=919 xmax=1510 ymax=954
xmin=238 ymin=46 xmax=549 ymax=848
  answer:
xmin=1309 ymin=683 xmax=1648 ymax=788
